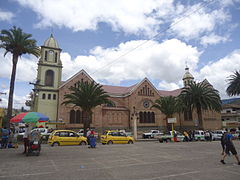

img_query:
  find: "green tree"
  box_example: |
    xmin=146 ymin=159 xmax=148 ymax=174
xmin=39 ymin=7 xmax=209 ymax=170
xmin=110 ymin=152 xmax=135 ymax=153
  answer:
xmin=62 ymin=81 xmax=112 ymax=135
xmin=226 ymin=70 xmax=240 ymax=96
xmin=179 ymin=82 xmax=221 ymax=129
xmin=152 ymin=96 xmax=178 ymax=131
xmin=0 ymin=26 xmax=40 ymax=127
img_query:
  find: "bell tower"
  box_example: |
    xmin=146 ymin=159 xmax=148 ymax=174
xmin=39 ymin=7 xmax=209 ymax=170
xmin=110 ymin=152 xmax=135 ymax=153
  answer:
xmin=32 ymin=34 xmax=62 ymax=122
xmin=182 ymin=66 xmax=194 ymax=87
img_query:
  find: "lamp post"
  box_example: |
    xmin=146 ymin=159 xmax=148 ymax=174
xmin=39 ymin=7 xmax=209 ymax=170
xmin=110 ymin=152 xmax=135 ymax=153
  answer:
xmin=131 ymin=106 xmax=139 ymax=140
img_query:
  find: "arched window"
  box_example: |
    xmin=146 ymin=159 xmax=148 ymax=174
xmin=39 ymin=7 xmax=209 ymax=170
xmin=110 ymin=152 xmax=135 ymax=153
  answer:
xmin=70 ymin=110 xmax=75 ymax=124
xmin=143 ymin=112 xmax=147 ymax=123
xmin=45 ymin=70 xmax=54 ymax=86
xmin=55 ymin=52 xmax=58 ymax=62
xmin=42 ymin=93 xmax=46 ymax=99
xmin=139 ymin=112 xmax=143 ymax=123
xmin=76 ymin=110 xmax=81 ymax=123
xmin=53 ymin=94 xmax=56 ymax=100
xmin=151 ymin=112 xmax=155 ymax=123
xmin=44 ymin=51 xmax=48 ymax=61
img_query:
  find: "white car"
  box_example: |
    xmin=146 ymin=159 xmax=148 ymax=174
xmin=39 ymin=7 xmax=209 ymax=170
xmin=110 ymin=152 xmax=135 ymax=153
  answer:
xmin=194 ymin=130 xmax=205 ymax=141
xmin=211 ymin=130 xmax=226 ymax=141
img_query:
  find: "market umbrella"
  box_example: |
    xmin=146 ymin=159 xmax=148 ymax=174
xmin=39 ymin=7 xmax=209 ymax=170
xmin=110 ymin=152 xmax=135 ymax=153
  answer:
xmin=10 ymin=112 xmax=49 ymax=123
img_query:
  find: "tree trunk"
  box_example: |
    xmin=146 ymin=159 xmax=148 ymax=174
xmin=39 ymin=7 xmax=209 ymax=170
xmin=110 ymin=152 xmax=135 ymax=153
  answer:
xmin=83 ymin=110 xmax=91 ymax=136
xmin=196 ymin=107 xmax=203 ymax=129
xmin=6 ymin=54 xmax=18 ymax=128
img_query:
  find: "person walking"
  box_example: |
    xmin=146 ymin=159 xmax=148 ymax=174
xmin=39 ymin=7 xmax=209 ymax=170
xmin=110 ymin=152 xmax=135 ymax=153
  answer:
xmin=220 ymin=131 xmax=227 ymax=155
xmin=220 ymin=129 xmax=240 ymax=165
xmin=23 ymin=124 xmax=30 ymax=154
xmin=1 ymin=127 xmax=10 ymax=149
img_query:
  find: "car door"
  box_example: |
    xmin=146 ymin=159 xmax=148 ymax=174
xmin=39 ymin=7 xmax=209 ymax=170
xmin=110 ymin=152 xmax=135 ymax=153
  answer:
xmin=68 ymin=132 xmax=79 ymax=145
xmin=58 ymin=131 xmax=69 ymax=145
xmin=118 ymin=132 xmax=128 ymax=144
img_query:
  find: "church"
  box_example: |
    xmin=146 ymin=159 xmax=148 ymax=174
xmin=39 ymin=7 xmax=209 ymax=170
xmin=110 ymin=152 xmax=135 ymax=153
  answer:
xmin=30 ymin=35 xmax=222 ymax=133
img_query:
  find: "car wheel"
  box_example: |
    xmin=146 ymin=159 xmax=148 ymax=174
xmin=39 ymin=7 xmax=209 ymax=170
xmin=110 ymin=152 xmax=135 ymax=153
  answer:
xmin=128 ymin=140 xmax=133 ymax=144
xmin=52 ymin=142 xmax=60 ymax=146
xmin=107 ymin=140 xmax=113 ymax=145
xmin=80 ymin=141 xmax=86 ymax=145
xmin=102 ymin=143 xmax=106 ymax=145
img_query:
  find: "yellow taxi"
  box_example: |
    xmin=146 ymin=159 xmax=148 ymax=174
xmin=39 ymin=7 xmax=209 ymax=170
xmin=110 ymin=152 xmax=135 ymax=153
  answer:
xmin=101 ymin=130 xmax=134 ymax=145
xmin=48 ymin=130 xmax=87 ymax=146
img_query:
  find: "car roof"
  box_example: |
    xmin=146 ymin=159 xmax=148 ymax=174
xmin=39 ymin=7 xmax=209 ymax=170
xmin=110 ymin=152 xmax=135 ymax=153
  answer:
xmin=52 ymin=130 xmax=76 ymax=133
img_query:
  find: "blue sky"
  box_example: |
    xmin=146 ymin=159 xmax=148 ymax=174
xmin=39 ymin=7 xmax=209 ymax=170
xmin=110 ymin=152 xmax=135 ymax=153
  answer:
xmin=0 ymin=0 xmax=240 ymax=109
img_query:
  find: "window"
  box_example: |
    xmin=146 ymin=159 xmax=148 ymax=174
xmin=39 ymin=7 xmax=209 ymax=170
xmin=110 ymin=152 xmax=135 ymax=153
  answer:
xmin=55 ymin=52 xmax=58 ymax=62
xmin=76 ymin=110 xmax=81 ymax=123
xmin=44 ymin=51 xmax=48 ymax=61
xmin=45 ymin=70 xmax=54 ymax=86
xmin=42 ymin=93 xmax=46 ymax=99
xmin=48 ymin=94 xmax=51 ymax=100
xmin=53 ymin=94 xmax=56 ymax=100
xmin=70 ymin=110 xmax=75 ymax=124
xmin=59 ymin=131 xmax=69 ymax=137
xmin=139 ymin=111 xmax=155 ymax=123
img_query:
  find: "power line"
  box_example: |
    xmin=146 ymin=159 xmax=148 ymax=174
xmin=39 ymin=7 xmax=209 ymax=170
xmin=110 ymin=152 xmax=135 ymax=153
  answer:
xmin=90 ymin=0 xmax=215 ymax=76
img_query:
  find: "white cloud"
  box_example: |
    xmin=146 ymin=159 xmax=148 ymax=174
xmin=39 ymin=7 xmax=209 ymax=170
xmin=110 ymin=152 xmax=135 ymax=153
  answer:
xmin=0 ymin=9 xmax=14 ymax=22
xmin=61 ymin=38 xmax=200 ymax=85
xmin=200 ymin=33 xmax=229 ymax=46
xmin=170 ymin=5 xmax=230 ymax=40
xmin=197 ymin=49 xmax=240 ymax=98
xmin=0 ymin=49 xmax=38 ymax=82
xmin=16 ymin=0 xmax=176 ymax=37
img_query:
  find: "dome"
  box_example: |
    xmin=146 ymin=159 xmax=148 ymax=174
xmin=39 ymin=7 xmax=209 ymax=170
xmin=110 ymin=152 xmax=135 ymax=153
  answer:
xmin=182 ymin=67 xmax=194 ymax=80
xmin=44 ymin=34 xmax=59 ymax=48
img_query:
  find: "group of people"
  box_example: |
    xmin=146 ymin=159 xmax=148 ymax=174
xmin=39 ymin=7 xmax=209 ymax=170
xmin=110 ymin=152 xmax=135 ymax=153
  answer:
xmin=86 ymin=128 xmax=97 ymax=148
xmin=0 ymin=126 xmax=17 ymax=149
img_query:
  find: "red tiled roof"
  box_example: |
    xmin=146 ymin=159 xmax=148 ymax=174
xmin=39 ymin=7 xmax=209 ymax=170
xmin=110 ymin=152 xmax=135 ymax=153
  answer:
xmin=158 ymin=89 xmax=182 ymax=97
xmin=102 ymin=84 xmax=137 ymax=95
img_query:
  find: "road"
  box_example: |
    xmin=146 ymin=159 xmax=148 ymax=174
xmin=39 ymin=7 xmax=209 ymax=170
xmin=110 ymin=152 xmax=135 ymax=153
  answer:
xmin=0 ymin=140 xmax=240 ymax=180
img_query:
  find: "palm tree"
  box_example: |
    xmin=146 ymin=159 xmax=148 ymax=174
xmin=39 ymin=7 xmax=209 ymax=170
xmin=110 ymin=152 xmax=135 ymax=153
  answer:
xmin=0 ymin=26 xmax=40 ymax=127
xmin=62 ymin=81 xmax=112 ymax=136
xmin=179 ymin=82 xmax=221 ymax=129
xmin=226 ymin=70 xmax=240 ymax=96
xmin=152 ymin=96 xmax=178 ymax=131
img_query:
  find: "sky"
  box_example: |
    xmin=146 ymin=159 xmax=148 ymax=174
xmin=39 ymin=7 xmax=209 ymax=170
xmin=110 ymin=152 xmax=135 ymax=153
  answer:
xmin=0 ymin=0 xmax=240 ymax=109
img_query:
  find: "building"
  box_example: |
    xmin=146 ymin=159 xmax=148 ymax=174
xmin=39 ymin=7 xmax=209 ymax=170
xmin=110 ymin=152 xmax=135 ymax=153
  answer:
xmin=30 ymin=35 xmax=222 ymax=132
xmin=221 ymin=98 xmax=240 ymax=130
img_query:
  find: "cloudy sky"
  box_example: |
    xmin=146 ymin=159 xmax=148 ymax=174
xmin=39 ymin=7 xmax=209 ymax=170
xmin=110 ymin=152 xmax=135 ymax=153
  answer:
xmin=0 ymin=0 xmax=240 ymax=109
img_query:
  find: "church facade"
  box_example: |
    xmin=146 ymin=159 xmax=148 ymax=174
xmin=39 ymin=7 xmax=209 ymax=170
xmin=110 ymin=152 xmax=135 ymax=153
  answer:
xmin=31 ymin=35 xmax=222 ymax=132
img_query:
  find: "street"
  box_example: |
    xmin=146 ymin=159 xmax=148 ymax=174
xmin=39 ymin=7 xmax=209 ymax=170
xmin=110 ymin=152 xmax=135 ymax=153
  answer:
xmin=0 ymin=141 xmax=240 ymax=180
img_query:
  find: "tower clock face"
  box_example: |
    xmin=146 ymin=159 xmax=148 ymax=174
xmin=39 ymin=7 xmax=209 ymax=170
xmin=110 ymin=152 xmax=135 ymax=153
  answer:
xmin=143 ymin=100 xmax=150 ymax=108
xmin=49 ymin=50 xmax=54 ymax=54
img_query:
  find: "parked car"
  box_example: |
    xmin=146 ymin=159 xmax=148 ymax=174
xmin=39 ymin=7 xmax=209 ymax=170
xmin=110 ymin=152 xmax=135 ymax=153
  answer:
xmin=155 ymin=131 xmax=184 ymax=143
xmin=101 ymin=130 xmax=134 ymax=144
xmin=211 ymin=130 xmax=226 ymax=141
xmin=48 ymin=130 xmax=87 ymax=146
xmin=194 ymin=130 xmax=205 ymax=141
xmin=142 ymin=130 xmax=161 ymax=139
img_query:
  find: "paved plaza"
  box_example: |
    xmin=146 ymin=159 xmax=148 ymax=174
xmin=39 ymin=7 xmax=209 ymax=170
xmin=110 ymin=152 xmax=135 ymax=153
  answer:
xmin=0 ymin=141 xmax=240 ymax=180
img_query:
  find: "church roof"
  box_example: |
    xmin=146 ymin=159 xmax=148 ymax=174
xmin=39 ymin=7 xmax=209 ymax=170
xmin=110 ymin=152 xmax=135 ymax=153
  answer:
xmin=102 ymin=84 xmax=137 ymax=95
xmin=158 ymin=89 xmax=182 ymax=97
xmin=44 ymin=34 xmax=59 ymax=48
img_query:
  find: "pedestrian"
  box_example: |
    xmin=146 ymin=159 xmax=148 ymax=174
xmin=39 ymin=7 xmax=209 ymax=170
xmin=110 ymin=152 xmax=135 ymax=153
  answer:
xmin=86 ymin=128 xmax=91 ymax=145
xmin=23 ymin=124 xmax=30 ymax=154
xmin=183 ymin=131 xmax=189 ymax=142
xmin=220 ymin=128 xmax=240 ymax=165
xmin=220 ymin=131 xmax=227 ymax=155
xmin=1 ymin=127 xmax=10 ymax=149
xmin=205 ymin=131 xmax=210 ymax=141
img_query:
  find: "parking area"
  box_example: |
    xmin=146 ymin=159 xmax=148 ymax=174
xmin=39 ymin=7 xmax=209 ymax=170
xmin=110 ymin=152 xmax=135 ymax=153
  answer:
xmin=0 ymin=141 xmax=240 ymax=180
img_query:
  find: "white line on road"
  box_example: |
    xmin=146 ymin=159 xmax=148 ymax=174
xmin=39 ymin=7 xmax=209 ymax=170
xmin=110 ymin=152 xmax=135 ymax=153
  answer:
xmin=51 ymin=160 xmax=59 ymax=171
xmin=139 ymin=171 xmax=201 ymax=180
xmin=0 ymin=171 xmax=54 ymax=178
